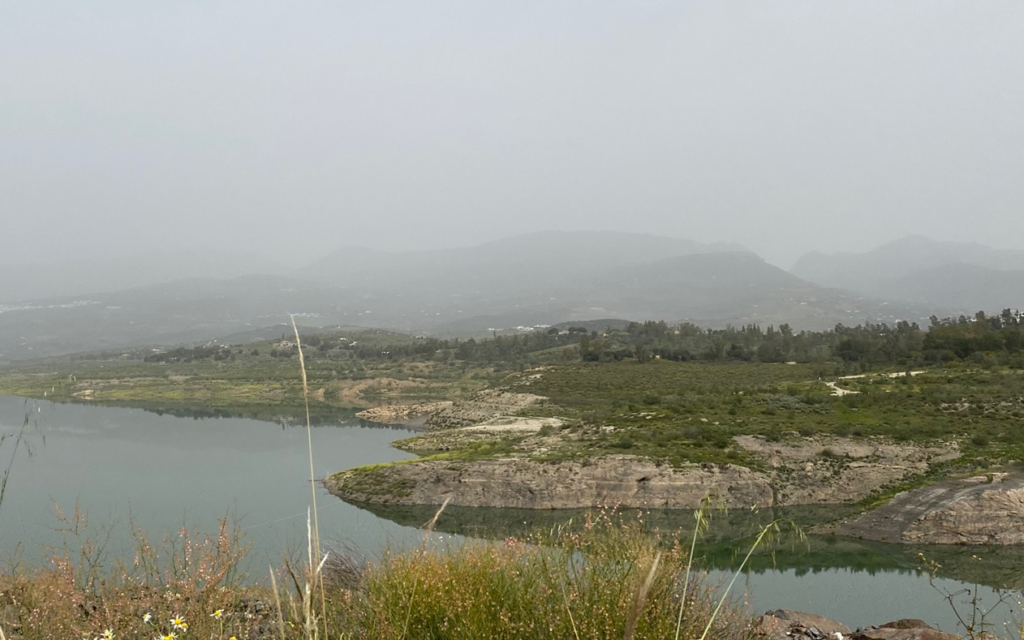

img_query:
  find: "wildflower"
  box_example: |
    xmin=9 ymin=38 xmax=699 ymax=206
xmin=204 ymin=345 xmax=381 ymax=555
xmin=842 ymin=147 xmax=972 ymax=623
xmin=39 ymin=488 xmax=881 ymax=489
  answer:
xmin=161 ymin=633 xmax=177 ymax=640
xmin=210 ymin=609 xmax=223 ymax=619
xmin=170 ymin=616 xmax=187 ymax=631
xmin=143 ymin=613 xmax=153 ymax=623
xmin=102 ymin=630 xmax=115 ymax=640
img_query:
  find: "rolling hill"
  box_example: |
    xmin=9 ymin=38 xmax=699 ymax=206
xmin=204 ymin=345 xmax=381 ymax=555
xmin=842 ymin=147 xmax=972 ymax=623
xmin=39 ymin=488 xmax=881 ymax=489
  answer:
xmin=0 ymin=232 xmax=944 ymax=362
xmin=791 ymin=236 xmax=1024 ymax=312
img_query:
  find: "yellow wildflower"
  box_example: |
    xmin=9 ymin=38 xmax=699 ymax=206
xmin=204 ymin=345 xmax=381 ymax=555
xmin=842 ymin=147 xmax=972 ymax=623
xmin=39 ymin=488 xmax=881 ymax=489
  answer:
xmin=210 ymin=609 xmax=224 ymax=619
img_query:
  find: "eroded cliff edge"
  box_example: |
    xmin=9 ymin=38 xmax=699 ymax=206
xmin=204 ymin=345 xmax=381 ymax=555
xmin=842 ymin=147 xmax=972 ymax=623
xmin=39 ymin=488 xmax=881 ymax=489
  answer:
xmin=326 ymin=372 xmax=1024 ymax=545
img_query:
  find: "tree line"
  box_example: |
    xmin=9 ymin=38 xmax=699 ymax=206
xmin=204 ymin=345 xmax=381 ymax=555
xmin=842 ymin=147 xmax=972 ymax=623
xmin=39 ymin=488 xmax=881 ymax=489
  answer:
xmin=143 ymin=309 xmax=1024 ymax=369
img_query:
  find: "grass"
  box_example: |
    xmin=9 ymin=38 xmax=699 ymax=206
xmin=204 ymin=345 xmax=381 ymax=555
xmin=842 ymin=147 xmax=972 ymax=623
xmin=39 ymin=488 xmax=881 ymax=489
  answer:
xmin=0 ymin=513 xmax=764 ymax=640
xmin=340 ymin=513 xmax=758 ymax=640
xmin=0 ymin=515 xmax=261 ymax=640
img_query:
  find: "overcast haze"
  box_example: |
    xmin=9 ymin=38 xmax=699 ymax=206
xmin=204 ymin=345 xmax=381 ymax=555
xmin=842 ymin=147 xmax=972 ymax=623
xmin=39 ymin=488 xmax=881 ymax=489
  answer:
xmin=2 ymin=1 xmax=1023 ymax=269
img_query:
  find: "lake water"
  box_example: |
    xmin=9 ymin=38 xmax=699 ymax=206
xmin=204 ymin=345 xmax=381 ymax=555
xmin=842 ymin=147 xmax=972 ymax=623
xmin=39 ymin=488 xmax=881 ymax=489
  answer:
xmin=1 ymin=395 xmax=1020 ymax=634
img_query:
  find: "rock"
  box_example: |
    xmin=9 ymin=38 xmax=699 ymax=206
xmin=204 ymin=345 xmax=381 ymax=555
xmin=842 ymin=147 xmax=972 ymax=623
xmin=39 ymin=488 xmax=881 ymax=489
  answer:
xmin=356 ymin=402 xmax=452 ymax=425
xmin=424 ymin=390 xmax=545 ymax=430
xmin=734 ymin=435 xmax=959 ymax=505
xmin=879 ymin=620 xmax=931 ymax=630
xmin=902 ymin=485 xmax=1024 ymax=545
xmin=325 ymin=456 xmax=774 ymax=509
xmin=756 ymin=610 xmax=850 ymax=640
xmin=843 ymin=474 xmax=1024 ymax=545
xmin=852 ymin=627 xmax=961 ymax=640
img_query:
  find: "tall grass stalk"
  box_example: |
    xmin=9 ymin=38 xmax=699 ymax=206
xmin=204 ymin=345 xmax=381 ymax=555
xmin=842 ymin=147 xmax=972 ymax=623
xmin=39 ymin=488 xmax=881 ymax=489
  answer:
xmin=623 ymin=551 xmax=662 ymax=640
xmin=675 ymin=505 xmax=711 ymax=640
xmin=0 ymin=412 xmax=31 ymax=514
xmin=289 ymin=315 xmax=327 ymax=639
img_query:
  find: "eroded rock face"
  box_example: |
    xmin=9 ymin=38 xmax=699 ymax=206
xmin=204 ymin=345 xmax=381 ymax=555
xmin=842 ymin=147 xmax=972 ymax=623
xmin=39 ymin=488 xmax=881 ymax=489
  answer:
xmin=841 ymin=473 xmax=1024 ymax=545
xmin=423 ymin=389 xmax=546 ymax=430
xmin=325 ymin=455 xmax=775 ymax=509
xmin=356 ymin=402 xmax=452 ymax=425
xmin=852 ymin=627 xmax=962 ymax=640
xmin=735 ymin=436 xmax=959 ymax=505
xmin=902 ymin=484 xmax=1024 ymax=545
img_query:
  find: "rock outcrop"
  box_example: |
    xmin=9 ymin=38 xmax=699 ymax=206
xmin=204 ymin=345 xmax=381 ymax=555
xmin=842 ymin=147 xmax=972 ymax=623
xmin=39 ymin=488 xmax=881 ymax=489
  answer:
xmin=839 ymin=473 xmax=1024 ymax=545
xmin=757 ymin=609 xmax=850 ymax=640
xmin=735 ymin=436 xmax=959 ymax=504
xmin=325 ymin=455 xmax=775 ymax=510
xmin=356 ymin=402 xmax=452 ymax=425
xmin=756 ymin=611 xmax=962 ymax=640
xmin=423 ymin=390 xmax=545 ymax=430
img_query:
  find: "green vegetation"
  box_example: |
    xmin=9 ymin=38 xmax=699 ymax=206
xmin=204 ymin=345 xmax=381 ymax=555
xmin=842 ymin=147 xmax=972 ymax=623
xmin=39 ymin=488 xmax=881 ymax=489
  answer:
xmin=508 ymin=362 xmax=1024 ymax=468
xmin=3 ymin=312 xmax=1023 ymax=476
xmin=0 ymin=329 xmax=500 ymax=421
xmin=3 ymin=310 xmax=1023 ymax=421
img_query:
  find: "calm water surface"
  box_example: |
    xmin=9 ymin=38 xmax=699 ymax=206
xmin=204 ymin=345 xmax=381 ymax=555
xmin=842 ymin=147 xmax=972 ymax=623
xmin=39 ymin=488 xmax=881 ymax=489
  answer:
xmin=0 ymin=395 xmax=420 ymax=570
xmin=1 ymin=395 xmax=1020 ymax=633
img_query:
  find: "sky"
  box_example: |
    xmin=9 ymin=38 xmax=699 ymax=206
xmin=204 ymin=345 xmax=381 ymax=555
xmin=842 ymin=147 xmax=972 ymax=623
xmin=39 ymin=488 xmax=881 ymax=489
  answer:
xmin=2 ymin=1 xmax=1023 ymax=269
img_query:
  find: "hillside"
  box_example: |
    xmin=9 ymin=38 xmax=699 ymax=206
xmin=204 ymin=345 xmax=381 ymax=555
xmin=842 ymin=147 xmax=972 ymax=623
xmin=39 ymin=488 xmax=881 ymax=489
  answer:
xmin=791 ymin=236 xmax=1024 ymax=312
xmin=1 ymin=232 xmax=941 ymax=362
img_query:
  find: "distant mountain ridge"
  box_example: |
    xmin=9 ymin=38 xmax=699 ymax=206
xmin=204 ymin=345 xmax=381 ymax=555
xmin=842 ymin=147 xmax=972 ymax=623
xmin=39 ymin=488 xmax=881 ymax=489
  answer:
xmin=791 ymin=236 xmax=1024 ymax=312
xmin=300 ymin=231 xmax=748 ymax=295
xmin=0 ymin=231 xmax=943 ymax=362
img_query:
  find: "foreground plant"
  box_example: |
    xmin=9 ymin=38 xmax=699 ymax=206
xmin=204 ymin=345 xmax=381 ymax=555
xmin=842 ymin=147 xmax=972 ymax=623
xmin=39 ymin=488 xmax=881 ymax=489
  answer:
xmin=312 ymin=511 xmax=760 ymax=640
xmin=0 ymin=517 xmax=260 ymax=640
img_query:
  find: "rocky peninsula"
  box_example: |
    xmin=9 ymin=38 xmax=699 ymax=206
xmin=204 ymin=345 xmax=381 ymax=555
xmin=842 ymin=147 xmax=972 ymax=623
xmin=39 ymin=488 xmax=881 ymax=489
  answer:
xmin=327 ymin=366 xmax=1024 ymax=546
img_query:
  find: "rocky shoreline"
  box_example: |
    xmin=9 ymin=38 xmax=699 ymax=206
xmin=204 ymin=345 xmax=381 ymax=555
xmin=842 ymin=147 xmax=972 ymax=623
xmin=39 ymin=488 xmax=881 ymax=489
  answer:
xmin=329 ymin=386 xmax=1024 ymax=546
xmin=757 ymin=610 xmax=964 ymax=640
xmin=829 ymin=472 xmax=1024 ymax=545
xmin=355 ymin=401 xmax=452 ymax=427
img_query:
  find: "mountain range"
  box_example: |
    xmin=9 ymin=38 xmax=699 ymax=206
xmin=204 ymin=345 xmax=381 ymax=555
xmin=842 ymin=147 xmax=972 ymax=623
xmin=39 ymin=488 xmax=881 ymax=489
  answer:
xmin=791 ymin=236 xmax=1024 ymax=313
xmin=2 ymin=231 xmax=1012 ymax=362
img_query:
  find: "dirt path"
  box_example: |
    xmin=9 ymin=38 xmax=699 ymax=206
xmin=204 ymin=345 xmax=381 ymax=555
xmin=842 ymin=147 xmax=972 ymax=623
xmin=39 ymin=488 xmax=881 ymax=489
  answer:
xmin=825 ymin=371 xmax=925 ymax=396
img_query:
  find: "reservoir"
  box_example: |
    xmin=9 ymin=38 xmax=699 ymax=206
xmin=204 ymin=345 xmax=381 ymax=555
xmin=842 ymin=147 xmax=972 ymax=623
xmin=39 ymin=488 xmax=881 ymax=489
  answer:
xmin=1 ymin=395 xmax=1019 ymax=634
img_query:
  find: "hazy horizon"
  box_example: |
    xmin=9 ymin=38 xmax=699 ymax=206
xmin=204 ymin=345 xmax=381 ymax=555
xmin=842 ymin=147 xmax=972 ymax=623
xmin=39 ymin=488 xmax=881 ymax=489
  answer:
xmin=4 ymin=2 xmax=1024 ymax=271
xmin=4 ymin=229 xmax=1022 ymax=274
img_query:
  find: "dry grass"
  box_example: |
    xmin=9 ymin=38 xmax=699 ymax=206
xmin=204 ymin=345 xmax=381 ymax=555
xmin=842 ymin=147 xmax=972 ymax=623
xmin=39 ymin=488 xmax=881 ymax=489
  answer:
xmin=0 ymin=516 xmax=264 ymax=640
xmin=323 ymin=512 xmax=758 ymax=640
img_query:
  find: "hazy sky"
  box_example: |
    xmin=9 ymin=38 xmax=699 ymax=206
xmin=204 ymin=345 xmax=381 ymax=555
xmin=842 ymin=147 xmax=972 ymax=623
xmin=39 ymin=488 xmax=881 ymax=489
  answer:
xmin=2 ymin=1 xmax=1023 ymax=268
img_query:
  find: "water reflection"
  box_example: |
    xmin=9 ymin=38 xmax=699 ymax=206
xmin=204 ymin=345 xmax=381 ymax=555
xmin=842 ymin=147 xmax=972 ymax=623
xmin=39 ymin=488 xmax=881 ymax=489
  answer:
xmin=355 ymin=502 xmax=1024 ymax=591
